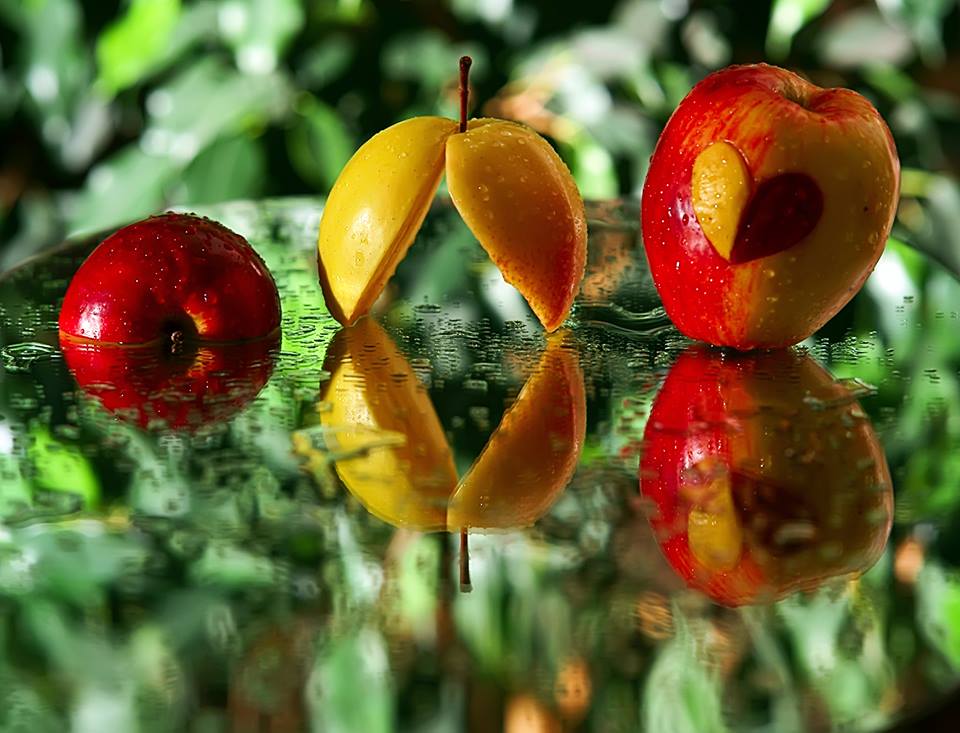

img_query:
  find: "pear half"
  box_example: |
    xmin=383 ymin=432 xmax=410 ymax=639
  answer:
xmin=318 ymin=118 xmax=587 ymax=332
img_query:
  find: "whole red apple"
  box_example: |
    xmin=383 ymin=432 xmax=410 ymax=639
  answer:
xmin=61 ymin=336 xmax=278 ymax=430
xmin=639 ymin=347 xmax=892 ymax=607
xmin=641 ymin=64 xmax=899 ymax=349
xmin=59 ymin=213 xmax=281 ymax=344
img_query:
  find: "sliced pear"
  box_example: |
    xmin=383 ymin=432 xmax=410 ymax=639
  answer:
xmin=447 ymin=332 xmax=586 ymax=530
xmin=320 ymin=319 xmax=457 ymax=530
xmin=317 ymin=116 xmax=458 ymax=325
xmin=446 ymin=120 xmax=588 ymax=331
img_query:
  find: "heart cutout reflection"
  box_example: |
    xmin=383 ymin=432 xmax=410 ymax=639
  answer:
xmin=640 ymin=346 xmax=892 ymax=607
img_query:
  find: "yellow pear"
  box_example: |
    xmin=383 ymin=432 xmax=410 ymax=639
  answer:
xmin=318 ymin=58 xmax=587 ymax=332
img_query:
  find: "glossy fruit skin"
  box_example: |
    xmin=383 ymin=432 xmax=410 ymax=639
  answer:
xmin=446 ymin=120 xmax=587 ymax=331
xmin=309 ymin=319 xmax=585 ymax=532
xmin=59 ymin=213 xmax=281 ymax=344
xmin=317 ymin=318 xmax=457 ymax=531
xmin=641 ymin=64 xmax=899 ymax=349
xmin=639 ymin=347 xmax=893 ymax=607
xmin=317 ymin=117 xmax=587 ymax=332
xmin=62 ymin=336 xmax=278 ymax=430
xmin=447 ymin=330 xmax=585 ymax=530
xmin=318 ymin=117 xmax=457 ymax=326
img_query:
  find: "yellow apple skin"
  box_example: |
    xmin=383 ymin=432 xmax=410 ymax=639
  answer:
xmin=446 ymin=120 xmax=588 ymax=332
xmin=448 ymin=331 xmax=586 ymax=530
xmin=317 ymin=116 xmax=458 ymax=325
xmin=318 ymin=319 xmax=457 ymax=530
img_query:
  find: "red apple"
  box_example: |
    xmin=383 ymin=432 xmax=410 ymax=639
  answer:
xmin=639 ymin=347 xmax=892 ymax=607
xmin=641 ymin=64 xmax=899 ymax=349
xmin=61 ymin=336 xmax=277 ymax=430
xmin=59 ymin=213 xmax=281 ymax=344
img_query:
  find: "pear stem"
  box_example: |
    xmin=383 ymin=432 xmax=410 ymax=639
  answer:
xmin=458 ymin=56 xmax=472 ymax=133
xmin=459 ymin=530 xmax=472 ymax=593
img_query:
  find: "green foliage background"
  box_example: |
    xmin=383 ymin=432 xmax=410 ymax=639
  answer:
xmin=1 ymin=0 xmax=959 ymax=272
xmin=3 ymin=2 xmax=960 ymax=731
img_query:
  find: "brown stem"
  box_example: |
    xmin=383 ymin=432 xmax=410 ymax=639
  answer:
xmin=169 ymin=329 xmax=184 ymax=355
xmin=458 ymin=56 xmax=472 ymax=133
xmin=459 ymin=530 xmax=472 ymax=593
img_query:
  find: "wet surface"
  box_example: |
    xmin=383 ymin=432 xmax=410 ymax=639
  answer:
xmin=1 ymin=198 xmax=959 ymax=731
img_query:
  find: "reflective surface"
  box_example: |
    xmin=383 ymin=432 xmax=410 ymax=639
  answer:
xmin=1 ymin=198 xmax=959 ymax=731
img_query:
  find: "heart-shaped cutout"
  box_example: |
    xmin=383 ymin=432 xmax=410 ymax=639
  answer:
xmin=691 ymin=142 xmax=823 ymax=265
xmin=729 ymin=172 xmax=823 ymax=264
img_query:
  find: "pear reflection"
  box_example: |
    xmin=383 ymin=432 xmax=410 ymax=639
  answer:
xmin=640 ymin=346 xmax=893 ymax=607
xmin=311 ymin=318 xmax=586 ymax=533
xmin=61 ymin=335 xmax=278 ymax=430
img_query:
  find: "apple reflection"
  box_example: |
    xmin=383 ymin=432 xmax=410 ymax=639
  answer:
xmin=640 ymin=346 xmax=893 ymax=607
xmin=300 ymin=318 xmax=586 ymax=534
xmin=61 ymin=334 xmax=278 ymax=430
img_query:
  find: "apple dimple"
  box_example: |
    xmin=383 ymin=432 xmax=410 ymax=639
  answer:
xmin=729 ymin=172 xmax=823 ymax=264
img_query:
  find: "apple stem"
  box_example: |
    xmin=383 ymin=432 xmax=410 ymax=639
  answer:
xmin=458 ymin=56 xmax=472 ymax=133
xmin=459 ymin=530 xmax=472 ymax=593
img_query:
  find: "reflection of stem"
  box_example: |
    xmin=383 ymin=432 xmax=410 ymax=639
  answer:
xmin=459 ymin=530 xmax=472 ymax=593
xmin=169 ymin=330 xmax=184 ymax=355
xmin=459 ymin=56 xmax=472 ymax=133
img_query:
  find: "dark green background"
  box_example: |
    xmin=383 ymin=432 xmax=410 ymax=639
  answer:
xmin=1 ymin=0 xmax=959 ymax=273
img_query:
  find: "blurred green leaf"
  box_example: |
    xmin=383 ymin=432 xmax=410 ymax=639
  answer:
xmin=766 ymin=0 xmax=830 ymax=59
xmin=178 ymin=134 xmax=266 ymax=205
xmin=643 ymin=609 xmax=729 ymax=733
xmin=64 ymin=145 xmax=180 ymax=236
xmin=817 ymin=8 xmax=914 ymax=69
xmin=220 ymin=0 xmax=304 ymax=75
xmin=918 ymin=562 xmax=960 ymax=672
xmin=286 ymin=94 xmax=354 ymax=192
xmin=28 ymin=425 xmax=99 ymax=508
xmin=562 ymin=131 xmax=618 ymax=200
xmin=307 ymin=629 xmax=393 ymax=733
xmin=877 ymin=0 xmax=953 ymax=65
xmin=145 ymin=58 xmax=291 ymax=154
xmin=95 ymin=0 xmax=181 ymax=95
xmin=296 ymin=34 xmax=354 ymax=89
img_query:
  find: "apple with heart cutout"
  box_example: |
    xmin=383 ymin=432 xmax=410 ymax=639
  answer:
xmin=641 ymin=64 xmax=900 ymax=349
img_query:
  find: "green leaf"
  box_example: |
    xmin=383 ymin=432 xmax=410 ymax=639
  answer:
xmin=766 ymin=0 xmax=830 ymax=59
xmin=219 ymin=0 xmax=304 ymax=75
xmin=145 ymin=58 xmax=291 ymax=153
xmin=562 ymin=131 xmax=618 ymax=200
xmin=95 ymin=0 xmax=182 ymax=95
xmin=286 ymin=94 xmax=354 ymax=192
xmin=64 ymin=145 xmax=180 ymax=236
xmin=307 ymin=630 xmax=393 ymax=733
xmin=816 ymin=8 xmax=914 ymax=69
xmin=178 ymin=135 xmax=266 ymax=206
xmin=296 ymin=34 xmax=355 ymax=89
xmin=27 ymin=425 xmax=99 ymax=508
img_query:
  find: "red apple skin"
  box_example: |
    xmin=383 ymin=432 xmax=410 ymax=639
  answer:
xmin=641 ymin=64 xmax=899 ymax=349
xmin=61 ymin=336 xmax=278 ymax=430
xmin=59 ymin=213 xmax=281 ymax=344
xmin=639 ymin=347 xmax=893 ymax=607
